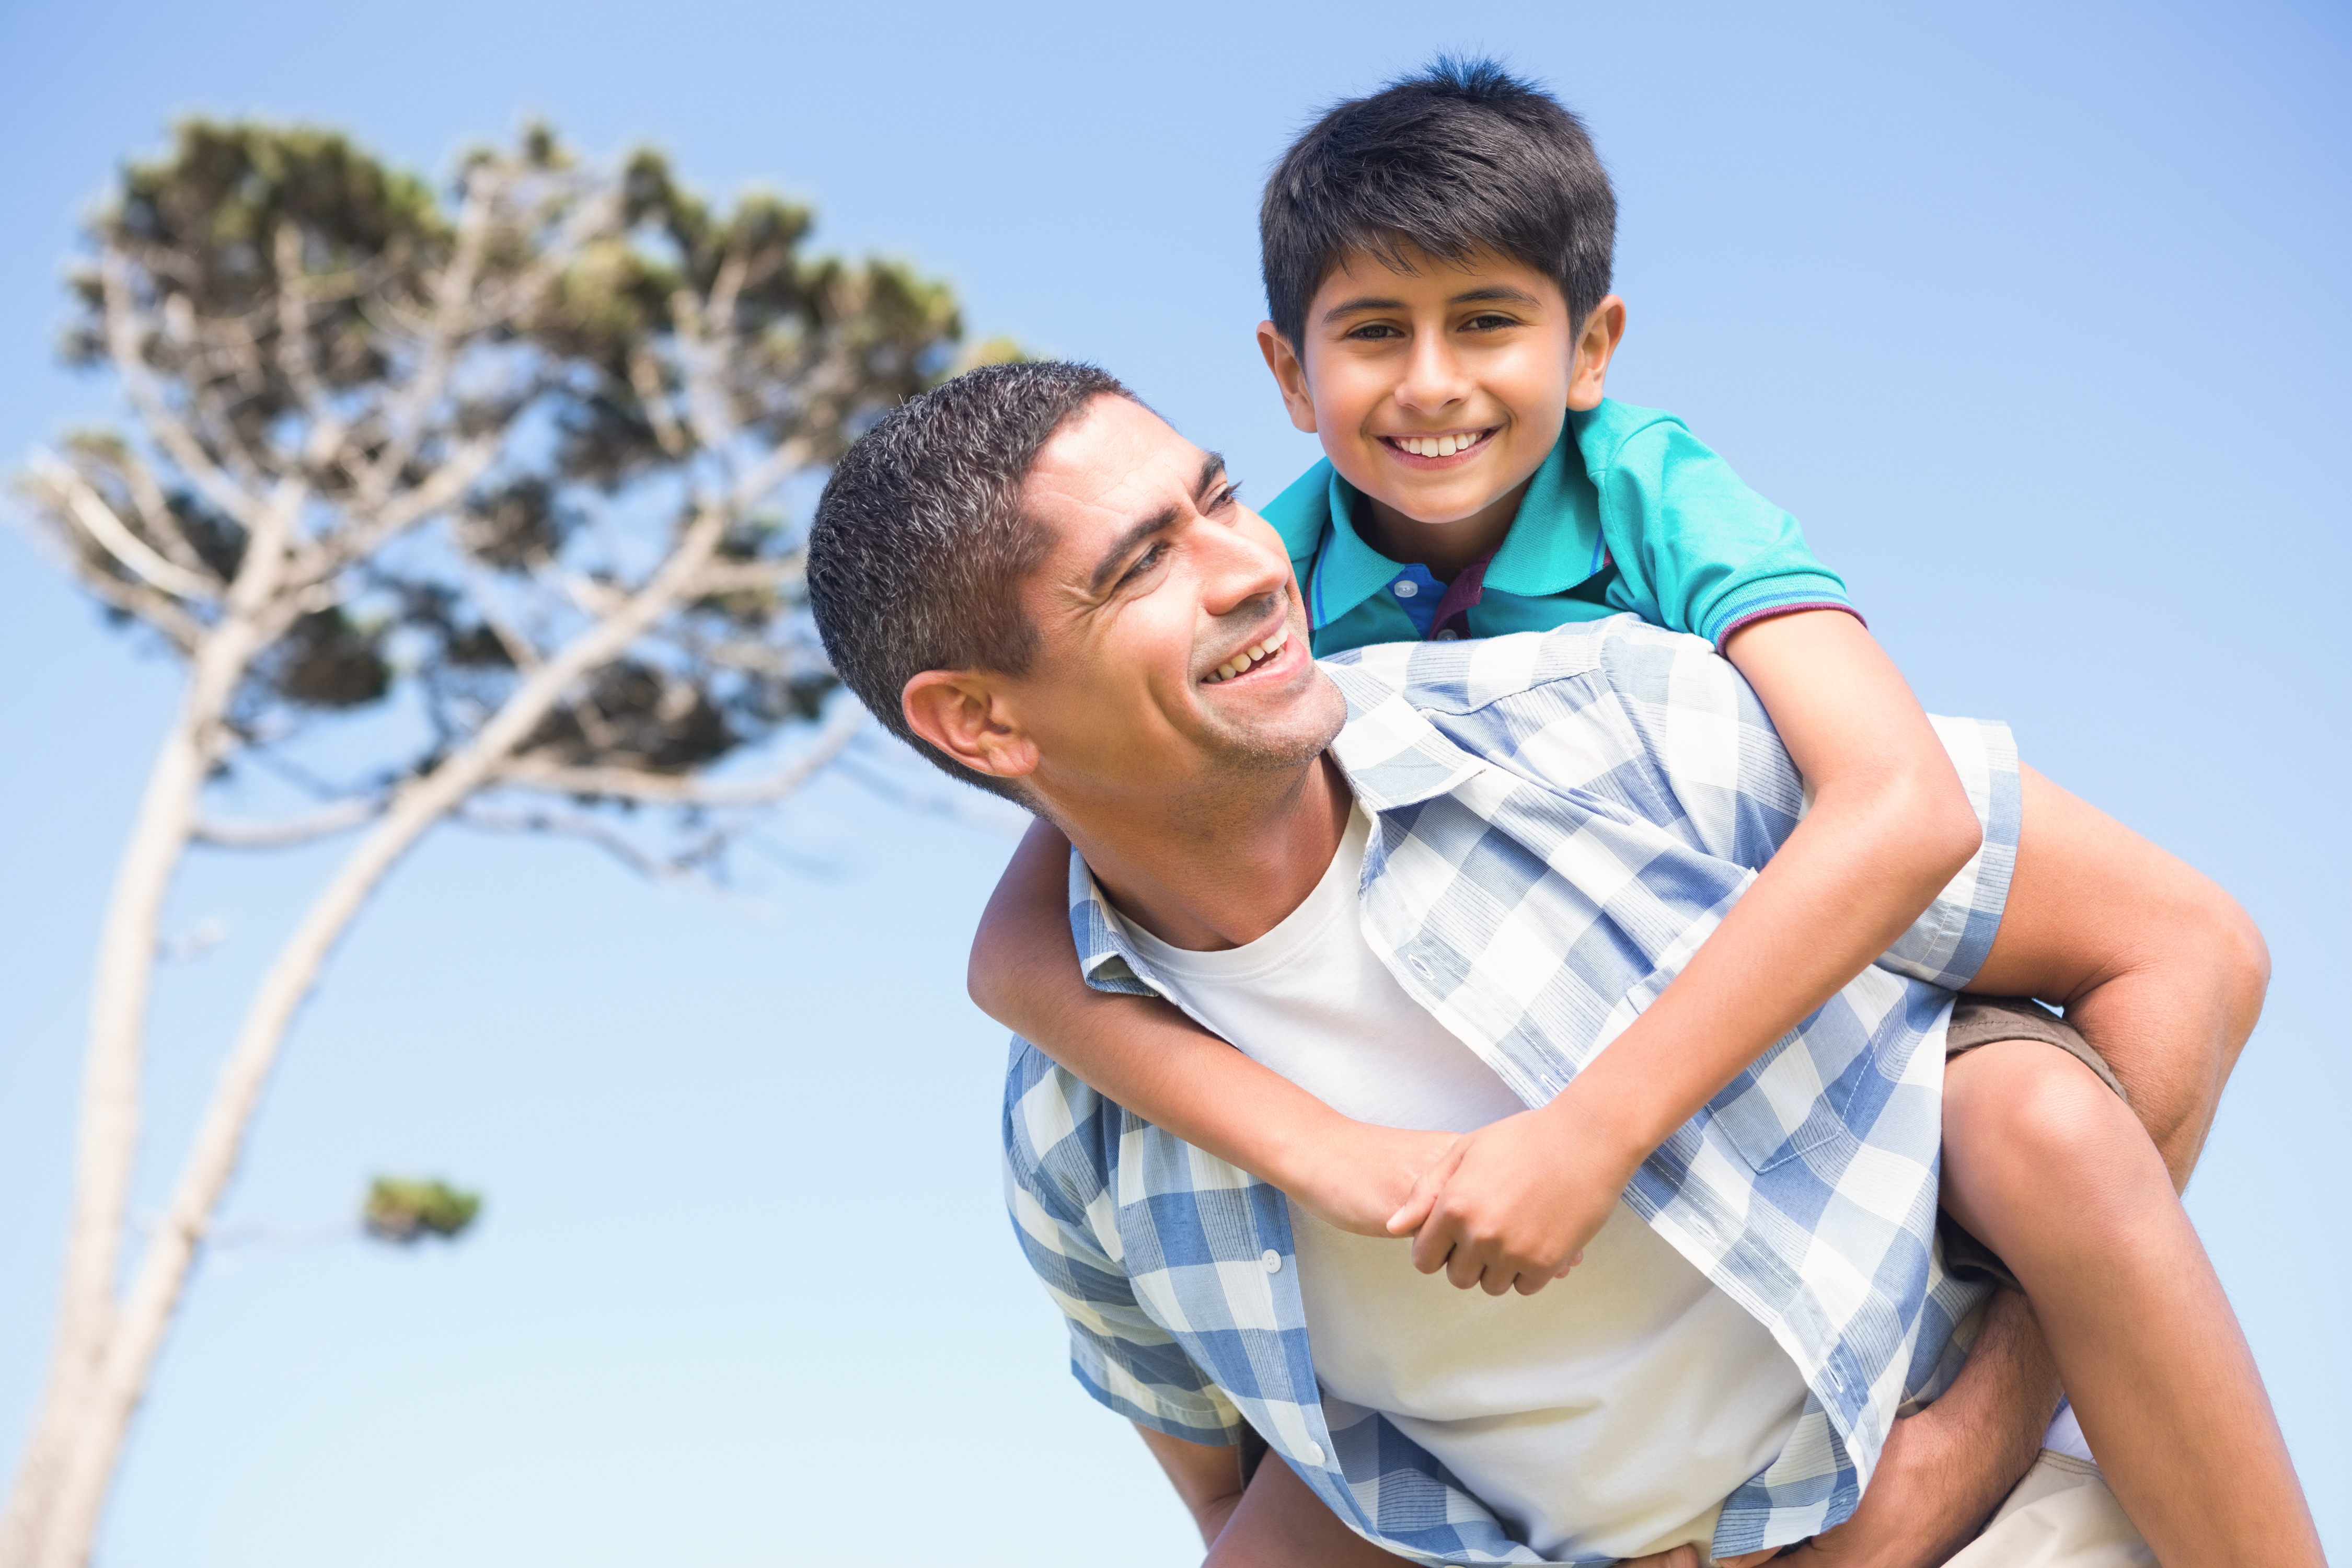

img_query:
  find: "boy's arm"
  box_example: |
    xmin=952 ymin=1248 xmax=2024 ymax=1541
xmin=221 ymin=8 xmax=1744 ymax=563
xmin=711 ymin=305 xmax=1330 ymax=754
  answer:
xmin=972 ymin=818 xmax=1456 ymax=1235
xmin=1393 ymin=610 xmax=1985 ymax=1289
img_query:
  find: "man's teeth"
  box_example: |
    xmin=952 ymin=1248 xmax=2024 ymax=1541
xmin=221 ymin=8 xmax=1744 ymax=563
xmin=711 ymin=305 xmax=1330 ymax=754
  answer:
xmin=1203 ymin=625 xmax=1289 ymax=683
xmin=1394 ymin=432 xmax=1483 ymax=458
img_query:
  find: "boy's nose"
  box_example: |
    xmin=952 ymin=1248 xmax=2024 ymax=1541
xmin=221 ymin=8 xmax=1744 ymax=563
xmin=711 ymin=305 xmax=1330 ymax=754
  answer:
xmin=1396 ymin=331 xmax=1473 ymax=411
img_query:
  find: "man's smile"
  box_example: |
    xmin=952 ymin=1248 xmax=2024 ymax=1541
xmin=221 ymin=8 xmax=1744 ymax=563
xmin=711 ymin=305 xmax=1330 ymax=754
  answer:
xmin=1378 ymin=426 xmax=1500 ymax=468
xmin=1200 ymin=620 xmax=1295 ymax=686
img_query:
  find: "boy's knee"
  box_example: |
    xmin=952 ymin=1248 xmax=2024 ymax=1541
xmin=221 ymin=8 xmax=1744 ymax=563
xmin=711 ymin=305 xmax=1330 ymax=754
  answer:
xmin=1949 ymin=1042 xmax=2152 ymax=1210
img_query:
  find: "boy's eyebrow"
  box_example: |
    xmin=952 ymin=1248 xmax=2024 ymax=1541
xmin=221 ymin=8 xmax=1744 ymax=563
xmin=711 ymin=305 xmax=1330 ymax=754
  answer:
xmin=1320 ymin=284 xmax=1544 ymax=324
xmin=1086 ymin=452 xmax=1228 ymax=594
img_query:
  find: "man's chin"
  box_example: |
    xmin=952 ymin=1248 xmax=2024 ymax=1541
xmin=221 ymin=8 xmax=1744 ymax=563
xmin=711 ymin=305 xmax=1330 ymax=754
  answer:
xmin=1206 ymin=671 xmax=1347 ymax=775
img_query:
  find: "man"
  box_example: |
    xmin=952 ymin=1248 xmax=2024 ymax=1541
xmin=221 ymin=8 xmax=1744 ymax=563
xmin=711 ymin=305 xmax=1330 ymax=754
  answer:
xmin=806 ymin=363 xmax=2267 ymax=1565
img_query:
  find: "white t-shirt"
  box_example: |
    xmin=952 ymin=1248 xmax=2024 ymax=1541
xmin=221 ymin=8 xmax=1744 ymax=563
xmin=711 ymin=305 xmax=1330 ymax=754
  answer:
xmin=1116 ymin=808 xmax=1809 ymax=1561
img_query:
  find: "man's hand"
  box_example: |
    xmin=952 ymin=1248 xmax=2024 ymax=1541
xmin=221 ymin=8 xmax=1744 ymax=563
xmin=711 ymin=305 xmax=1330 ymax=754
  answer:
xmin=1383 ymin=1092 xmax=1635 ymax=1293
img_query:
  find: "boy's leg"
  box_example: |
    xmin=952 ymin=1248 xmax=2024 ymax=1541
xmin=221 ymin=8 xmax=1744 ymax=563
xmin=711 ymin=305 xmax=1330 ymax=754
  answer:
xmin=1963 ymin=765 xmax=2269 ymax=1190
xmin=1941 ymin=1039 xmax=2322 ymax=1566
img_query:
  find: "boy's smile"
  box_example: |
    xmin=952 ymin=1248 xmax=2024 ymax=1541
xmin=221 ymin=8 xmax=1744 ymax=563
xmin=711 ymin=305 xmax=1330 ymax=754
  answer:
xmin=1259 ymin=246 xmax=1623 ymax=581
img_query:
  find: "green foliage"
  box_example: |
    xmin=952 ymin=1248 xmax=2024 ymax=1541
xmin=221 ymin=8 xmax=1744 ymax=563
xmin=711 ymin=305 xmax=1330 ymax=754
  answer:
xmin=24 ymin=119 xmax=985 ymax=867
xmin=362 ymin=1177 xmax=483 ymax=1245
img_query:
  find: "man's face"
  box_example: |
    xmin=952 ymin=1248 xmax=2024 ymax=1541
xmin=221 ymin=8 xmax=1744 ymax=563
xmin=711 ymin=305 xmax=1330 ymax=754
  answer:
xmin=1001 ymin=395 xmax=1343 ymax=812
xmin=1272 ymin=244 xmax=1587 ymax=531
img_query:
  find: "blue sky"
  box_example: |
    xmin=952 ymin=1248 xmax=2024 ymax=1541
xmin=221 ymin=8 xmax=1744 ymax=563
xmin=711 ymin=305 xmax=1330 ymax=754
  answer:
xmin=1 ymin=2 xmax=2345 ymax=1562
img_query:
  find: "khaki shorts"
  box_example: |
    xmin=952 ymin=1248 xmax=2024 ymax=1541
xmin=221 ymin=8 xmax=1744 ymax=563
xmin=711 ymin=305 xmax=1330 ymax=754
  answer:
xmin=1939 ymin=996 xmax=2125 ymax=1292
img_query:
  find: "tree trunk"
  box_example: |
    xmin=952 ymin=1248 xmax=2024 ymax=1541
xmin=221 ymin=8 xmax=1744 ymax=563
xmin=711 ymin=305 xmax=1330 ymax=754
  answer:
xmin=18 ymin=509 xmax=729 ymax=1568
xmin=0 ymin=619 xmax=259 ymax=1568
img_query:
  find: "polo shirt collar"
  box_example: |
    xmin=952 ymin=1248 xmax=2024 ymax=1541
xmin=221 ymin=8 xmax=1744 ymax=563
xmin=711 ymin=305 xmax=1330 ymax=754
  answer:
xmin=1305 ymin=419 xmax=1607 ymax=629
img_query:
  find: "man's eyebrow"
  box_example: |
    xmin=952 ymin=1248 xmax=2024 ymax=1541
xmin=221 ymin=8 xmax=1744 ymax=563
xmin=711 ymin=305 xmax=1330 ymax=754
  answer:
xmin=1320 ymin=284 xmax=1542 ymax=324
xmin=1083 ymin=452 xmax=1228 ymax=595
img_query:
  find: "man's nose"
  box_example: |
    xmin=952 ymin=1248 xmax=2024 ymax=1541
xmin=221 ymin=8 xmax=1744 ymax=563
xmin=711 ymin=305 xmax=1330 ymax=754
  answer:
xmin=1198 ymin=520 xmax=1293 ymax=621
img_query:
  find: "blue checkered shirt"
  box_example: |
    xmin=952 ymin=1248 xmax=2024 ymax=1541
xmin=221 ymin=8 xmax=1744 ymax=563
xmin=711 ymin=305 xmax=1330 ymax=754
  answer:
xmin=1003 ymin=616 xmax=2020 ymax=1564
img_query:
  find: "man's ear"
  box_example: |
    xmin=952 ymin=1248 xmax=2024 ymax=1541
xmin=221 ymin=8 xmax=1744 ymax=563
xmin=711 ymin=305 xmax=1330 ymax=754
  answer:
xmin=1566 ymin=295 xmax=1628 ymax=412
xmin=1256 ymin=322 xmax=1318 ymax=434
xmin=902 ymin=669 xmax=1039 ymax=782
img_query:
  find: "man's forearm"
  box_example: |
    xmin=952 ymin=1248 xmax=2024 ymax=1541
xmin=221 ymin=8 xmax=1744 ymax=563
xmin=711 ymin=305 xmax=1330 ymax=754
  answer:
xmin=1775 ymin=1290 xmax=2060 ymax=1568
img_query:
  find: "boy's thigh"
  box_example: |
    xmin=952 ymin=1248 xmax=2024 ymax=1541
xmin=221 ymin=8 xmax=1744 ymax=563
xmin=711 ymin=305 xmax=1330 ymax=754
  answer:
xmin=1943 ymin=1452 xmax=2153 ymax=1567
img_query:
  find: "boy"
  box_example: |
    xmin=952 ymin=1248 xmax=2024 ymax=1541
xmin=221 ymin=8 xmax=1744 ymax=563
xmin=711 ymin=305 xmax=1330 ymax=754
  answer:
xmin=966 ymin=61 xmax=2316 ymax=1563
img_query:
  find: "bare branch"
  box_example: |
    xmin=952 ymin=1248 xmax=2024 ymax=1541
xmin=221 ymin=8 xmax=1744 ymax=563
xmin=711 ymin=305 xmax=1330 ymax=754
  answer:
xmin=108 ymin=444 xmax=214 ymax=579
xmin=191 ymin=799 xmax=382 ymax=849
xmin=687 ymin=557 xmax=802 ymax=598
xmin=628 ymin=345 xmax=690 ymax=458
xmin=452 ymin=802 xmax=699 ymax=882
xmin=347 ymin=168 xmax=497 ymax=509
xmin=271 ymin=222 xmax=353 ymax=470
xmin=98 ymin=257 xmax=263 ymax=534
xmin=497 ymin=701 xmax=864 ymax=805
xmin=305 ymin=434 xmax=500 ymax=582
xmin=728 ymin=435 xmax=820 ymax=514
xmin=27 ymin=453 xmax=220 ymax=602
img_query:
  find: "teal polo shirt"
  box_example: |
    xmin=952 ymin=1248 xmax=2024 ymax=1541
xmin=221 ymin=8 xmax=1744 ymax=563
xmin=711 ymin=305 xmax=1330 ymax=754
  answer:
xmin=1259 ymin=399 xmax=1854 ymax=657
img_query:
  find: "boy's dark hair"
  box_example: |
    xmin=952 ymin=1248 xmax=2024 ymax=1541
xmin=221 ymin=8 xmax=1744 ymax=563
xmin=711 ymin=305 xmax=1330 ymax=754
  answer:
xmin=1261 ymin=56 xmax=1615 ymax=351
xmin=806 ymin=360 xmax=1134 ymax=803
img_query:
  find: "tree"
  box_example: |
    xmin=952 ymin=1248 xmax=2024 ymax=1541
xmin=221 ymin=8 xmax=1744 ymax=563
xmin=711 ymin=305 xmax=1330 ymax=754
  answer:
xmin=3 ymin=120 xmax=981 ymax=1568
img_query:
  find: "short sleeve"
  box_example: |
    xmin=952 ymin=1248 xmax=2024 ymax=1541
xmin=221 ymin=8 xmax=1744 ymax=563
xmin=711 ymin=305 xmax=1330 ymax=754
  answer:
xmin=1591 ymin=411 xmax=1857 ymax=647
xmin=1001 ymin=1043 xmax=1242 ymax=1446
xmin=1873 ymin=716 xmax=2022 ymax=990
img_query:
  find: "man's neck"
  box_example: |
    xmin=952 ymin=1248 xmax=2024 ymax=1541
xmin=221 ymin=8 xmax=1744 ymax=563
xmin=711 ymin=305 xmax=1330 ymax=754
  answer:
xmin=1059 ymin=753 xmax=1354 ymax=952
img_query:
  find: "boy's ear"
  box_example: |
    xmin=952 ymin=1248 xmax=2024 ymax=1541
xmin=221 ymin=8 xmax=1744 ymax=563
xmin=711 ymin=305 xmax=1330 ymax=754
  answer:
xmin=1256 ymin=322 xmax=1319 ymax=434
xmin=902 ymin=670 xmax=1040 ymax=782
xmin=1566 ymin=295 xmax=1628 ymax=412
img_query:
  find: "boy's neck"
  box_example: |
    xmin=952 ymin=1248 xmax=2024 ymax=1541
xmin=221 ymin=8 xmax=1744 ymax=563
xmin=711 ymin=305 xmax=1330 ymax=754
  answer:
xmin=1357 ymin=471 xmax=1535 ymax=582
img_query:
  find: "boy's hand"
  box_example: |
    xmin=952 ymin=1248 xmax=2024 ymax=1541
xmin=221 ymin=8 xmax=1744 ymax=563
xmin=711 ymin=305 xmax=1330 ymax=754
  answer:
xmin=1282 ymin=1123 xmax=1460 ymax=1237
xmin=1383 ymin=1093 xmax=1641 ymax=1294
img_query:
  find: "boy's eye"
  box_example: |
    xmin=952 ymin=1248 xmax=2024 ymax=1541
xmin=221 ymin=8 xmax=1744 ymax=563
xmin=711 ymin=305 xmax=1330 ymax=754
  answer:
xmin=1461 ymin=312 xmax=1520 ymax=331
xmin=1344 ymin=321 xmax=1404 ymax=340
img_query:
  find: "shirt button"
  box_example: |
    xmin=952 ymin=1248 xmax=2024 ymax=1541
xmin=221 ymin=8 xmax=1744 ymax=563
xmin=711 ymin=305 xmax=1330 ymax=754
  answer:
xmin=1261 ymin=1249 xmax=1282 ymax=1273
xmin=1299 ymin=1441 xmax=1325 ymax=1466
xmin=1392 ymin=580 xmax=1418 ymax=598
xmin=1434 ymin=629 xmax=1458 ymax=640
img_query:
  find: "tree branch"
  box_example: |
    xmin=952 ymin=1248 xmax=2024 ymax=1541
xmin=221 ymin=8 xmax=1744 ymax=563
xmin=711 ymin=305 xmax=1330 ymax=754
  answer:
xmin=101 ymin=266 xmax=264 ymax=533
xmin=497 ymin=701 xmax=863 ymax=805
xmin=191 ymin=799 xmax=382 ymax=848
xmin=27 ymin=453 xmax=221 ymax=602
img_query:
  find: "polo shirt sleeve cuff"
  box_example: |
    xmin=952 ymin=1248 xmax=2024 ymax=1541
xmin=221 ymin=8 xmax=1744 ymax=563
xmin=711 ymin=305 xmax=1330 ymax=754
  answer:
xmin=1704 ymin=577 xmax=1862 ymax=648
xmin=1873 ymin=717 xmax=2022 ymax=990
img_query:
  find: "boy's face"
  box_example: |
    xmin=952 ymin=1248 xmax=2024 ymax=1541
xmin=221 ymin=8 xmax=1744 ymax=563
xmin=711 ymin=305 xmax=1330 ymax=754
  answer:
xmin=1258 ymin=245 xmax=1623 ymax=564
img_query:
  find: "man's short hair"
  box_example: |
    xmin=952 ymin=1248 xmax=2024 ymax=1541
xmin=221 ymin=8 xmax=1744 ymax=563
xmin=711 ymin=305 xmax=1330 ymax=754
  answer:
xmin=807 ymin=360 xmax=1134 ymax=802
xmin=1260 ymin=56 xmax=1616 ymax=350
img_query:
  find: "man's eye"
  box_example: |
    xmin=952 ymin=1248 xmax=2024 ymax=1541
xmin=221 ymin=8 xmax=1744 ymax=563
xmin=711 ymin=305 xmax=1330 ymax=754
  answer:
xmin=1210 ymin=481 xmax=1242 ymax=512
xmin=1345 ymin=322 xmax=1403 ymax=340
xmin=1461 ymin=312 xmax=1519 ymax=331
xmin=1119 ymin=542 xmax=1168 ymax=585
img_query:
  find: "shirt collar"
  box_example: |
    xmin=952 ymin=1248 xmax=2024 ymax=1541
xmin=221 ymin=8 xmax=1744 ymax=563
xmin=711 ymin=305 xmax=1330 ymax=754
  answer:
xmin=1304 ymin=416 xmax=1609 ymax=627
xmin=1068 ymin=657 xmax=1488 ymax=997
